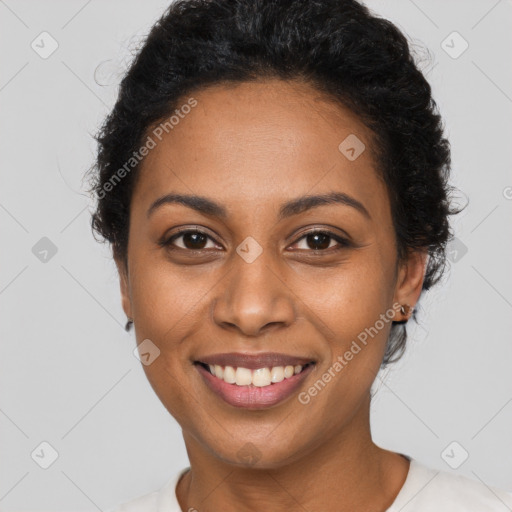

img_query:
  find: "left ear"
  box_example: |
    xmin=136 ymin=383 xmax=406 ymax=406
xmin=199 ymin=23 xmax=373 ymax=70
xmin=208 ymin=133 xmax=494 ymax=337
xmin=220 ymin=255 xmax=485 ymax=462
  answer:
xmin=393 ymin=248 xmax=428 ymax=318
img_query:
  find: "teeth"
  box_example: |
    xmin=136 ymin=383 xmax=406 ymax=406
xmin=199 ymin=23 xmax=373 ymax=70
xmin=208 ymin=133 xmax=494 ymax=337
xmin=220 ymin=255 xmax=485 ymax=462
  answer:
xmin=235 ymin=367 xmax=253 ymax=385
xmin=253 ymin=368 xmax=271 ymax=387
xmin=204 ymin=363 xmax=308 ymax=387
xmin=284 ymin=365 xmax=295 ymax=378
xmin=270 ymin=366 xmax=284 ymax=383
xmin=223 ymin=365 xmax=236 ymax=384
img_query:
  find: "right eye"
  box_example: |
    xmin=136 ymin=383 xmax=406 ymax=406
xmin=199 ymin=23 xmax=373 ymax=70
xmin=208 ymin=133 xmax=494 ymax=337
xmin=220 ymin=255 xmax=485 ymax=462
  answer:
xmin=160 ymin=229 xmax=221 ymax=252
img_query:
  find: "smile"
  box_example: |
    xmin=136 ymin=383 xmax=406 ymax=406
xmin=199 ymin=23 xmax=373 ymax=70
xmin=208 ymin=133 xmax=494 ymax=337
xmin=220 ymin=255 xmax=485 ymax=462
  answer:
xmin=194 ymin=356 xmax=316 ymax=409
xmin=197 ymin=362 xmax=315 ymax=387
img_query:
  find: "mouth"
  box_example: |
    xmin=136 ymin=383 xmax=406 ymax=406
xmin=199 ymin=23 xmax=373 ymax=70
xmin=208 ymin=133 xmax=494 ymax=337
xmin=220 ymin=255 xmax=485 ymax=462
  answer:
xmin=194 ymin=361 xmax=315 ymax=386
xmin=193 ymin=353 xmax=316 ymax=409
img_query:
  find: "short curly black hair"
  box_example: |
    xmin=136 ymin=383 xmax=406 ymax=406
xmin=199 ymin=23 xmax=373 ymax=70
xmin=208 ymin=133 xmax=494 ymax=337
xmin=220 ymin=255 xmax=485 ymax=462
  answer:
xmin=87 ymin=0 xmax=460 ymax=366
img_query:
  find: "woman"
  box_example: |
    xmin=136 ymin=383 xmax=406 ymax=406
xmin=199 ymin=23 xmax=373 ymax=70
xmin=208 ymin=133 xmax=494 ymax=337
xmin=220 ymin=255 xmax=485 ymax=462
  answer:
xmin=89 ymin=0 xmax=512 ymax=510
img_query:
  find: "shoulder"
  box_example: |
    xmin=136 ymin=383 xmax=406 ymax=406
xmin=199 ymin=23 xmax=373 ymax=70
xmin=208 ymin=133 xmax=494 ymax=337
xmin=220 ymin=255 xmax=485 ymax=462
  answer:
xmin=389 ymin=458 xmax=512 ymax=511
xmin=429 ymin=470 xmax=512 ymax=510
xmin=105 ymin=468 xmax=189 ymax=512
xmin=106 ymin=490 xmax=159 ymax=512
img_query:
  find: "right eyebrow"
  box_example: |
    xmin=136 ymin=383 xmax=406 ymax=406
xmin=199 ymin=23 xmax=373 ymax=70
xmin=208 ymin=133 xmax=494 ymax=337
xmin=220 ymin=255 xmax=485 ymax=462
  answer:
xmin=147 ymin=193 xmax=228 ymax=219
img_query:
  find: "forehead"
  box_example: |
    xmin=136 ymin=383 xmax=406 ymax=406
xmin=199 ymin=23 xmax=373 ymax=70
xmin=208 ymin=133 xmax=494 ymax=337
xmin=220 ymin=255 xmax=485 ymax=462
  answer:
xmin=133 ymin=78 xmax=388 ymax=218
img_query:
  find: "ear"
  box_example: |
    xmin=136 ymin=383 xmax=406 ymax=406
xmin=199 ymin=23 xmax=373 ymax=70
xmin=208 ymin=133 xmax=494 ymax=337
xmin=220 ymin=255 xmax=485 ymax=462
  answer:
xmin=392 ymin=249 xmax=428 ymax=320
xmin=114 ymin=256 xmax=133 ymax=320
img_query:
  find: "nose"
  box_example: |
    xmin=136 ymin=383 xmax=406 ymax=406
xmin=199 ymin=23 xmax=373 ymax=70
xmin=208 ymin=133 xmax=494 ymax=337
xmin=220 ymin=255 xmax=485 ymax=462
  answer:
xmin=212 ymin=250 xmax=296 ymax=337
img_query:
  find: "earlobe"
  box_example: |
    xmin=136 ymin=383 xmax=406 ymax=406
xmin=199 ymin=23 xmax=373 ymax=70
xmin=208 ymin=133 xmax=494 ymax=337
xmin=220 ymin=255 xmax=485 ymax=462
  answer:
xmin=393 ymin=249 xmax=428 ymax=320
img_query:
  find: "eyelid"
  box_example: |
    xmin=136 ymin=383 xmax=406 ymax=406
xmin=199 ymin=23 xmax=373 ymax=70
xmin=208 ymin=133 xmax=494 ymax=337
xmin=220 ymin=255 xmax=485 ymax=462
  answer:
xmin=159 ymin=226 xmax=222 ymax=249
xmin=288 ymin=228 xmax=352 ymax=251
xmin=160 ymin=226 xmax=352 ymax=253
xmin=290 ymin=225 xmax=352 ymax=243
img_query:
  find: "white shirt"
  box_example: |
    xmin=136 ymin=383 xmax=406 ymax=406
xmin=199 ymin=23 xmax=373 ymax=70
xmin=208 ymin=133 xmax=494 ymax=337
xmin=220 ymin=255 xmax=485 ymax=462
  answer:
xmin=108 ymin=458 xmax=512 ymax=511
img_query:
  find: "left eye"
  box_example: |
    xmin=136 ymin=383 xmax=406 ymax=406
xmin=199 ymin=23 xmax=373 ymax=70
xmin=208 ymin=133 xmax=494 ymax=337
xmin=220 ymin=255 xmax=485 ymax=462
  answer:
xmin=291 ymin=231 xmax=350 ymax=251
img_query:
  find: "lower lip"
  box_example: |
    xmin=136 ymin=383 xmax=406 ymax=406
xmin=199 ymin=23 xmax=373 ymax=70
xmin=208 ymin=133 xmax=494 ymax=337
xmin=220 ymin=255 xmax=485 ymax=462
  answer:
xmin=195 ymin=363 xmax=315 ymax=409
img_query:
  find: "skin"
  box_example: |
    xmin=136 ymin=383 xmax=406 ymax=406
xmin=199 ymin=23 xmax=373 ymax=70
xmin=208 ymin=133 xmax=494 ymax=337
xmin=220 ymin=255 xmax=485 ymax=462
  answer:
xmin=115 ymin=78 xmax=427 ymax=511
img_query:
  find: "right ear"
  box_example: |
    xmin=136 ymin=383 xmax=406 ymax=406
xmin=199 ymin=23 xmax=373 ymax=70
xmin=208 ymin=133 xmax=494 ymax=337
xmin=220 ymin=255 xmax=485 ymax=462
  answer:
xmin=114 ymin=256 xmax=133 ymax=321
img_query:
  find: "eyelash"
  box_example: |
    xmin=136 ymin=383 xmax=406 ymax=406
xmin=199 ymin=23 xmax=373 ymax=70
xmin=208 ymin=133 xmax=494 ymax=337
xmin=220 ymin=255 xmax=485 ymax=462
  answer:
xmin=160 ymin=228 xmax=352 ymax=254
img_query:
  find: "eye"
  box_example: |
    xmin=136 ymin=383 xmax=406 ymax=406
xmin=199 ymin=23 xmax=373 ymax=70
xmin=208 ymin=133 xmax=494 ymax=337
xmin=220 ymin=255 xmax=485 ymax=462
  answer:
xmin=290 ymin=230 xmax=351 ymax=252
xmin=161 ymin=229 xmax=220 ymax=251
xmin=160 ymin=228 xmax=351 ymax=254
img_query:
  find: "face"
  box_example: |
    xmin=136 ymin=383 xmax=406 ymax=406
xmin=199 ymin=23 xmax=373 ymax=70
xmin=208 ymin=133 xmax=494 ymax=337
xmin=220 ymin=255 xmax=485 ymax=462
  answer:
xmin=116 ymin=78 xmax=426 ymax=468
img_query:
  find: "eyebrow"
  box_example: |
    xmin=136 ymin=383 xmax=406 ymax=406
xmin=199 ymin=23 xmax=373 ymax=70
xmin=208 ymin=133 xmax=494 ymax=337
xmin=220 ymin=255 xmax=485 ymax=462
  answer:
xmin=147 ymin=191 xmax=370 ymax=220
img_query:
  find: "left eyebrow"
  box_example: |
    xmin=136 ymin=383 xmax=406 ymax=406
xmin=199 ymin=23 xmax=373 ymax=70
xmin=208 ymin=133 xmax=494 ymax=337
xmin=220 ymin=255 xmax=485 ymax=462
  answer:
xmin=278 ymin=192 xmax=371 ymax=221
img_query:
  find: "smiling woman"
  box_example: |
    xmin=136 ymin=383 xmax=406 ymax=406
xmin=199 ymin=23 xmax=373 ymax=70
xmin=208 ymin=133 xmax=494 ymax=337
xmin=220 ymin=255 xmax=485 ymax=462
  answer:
xmin=86 ymin=1 xmax=511 ymax=511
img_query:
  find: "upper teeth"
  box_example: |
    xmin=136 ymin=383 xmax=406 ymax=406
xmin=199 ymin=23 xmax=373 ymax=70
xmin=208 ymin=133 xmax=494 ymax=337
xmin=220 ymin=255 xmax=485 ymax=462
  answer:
xmin=207 ymin=364 xmax=305 ymax=387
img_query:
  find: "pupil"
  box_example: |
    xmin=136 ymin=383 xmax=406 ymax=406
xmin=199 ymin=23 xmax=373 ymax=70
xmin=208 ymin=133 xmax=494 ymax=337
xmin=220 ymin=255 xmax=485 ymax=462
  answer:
xmin=184 ymin=232 xmax=207 ymax=249
xmin=308 ymin=233 xmax=330 ymax=250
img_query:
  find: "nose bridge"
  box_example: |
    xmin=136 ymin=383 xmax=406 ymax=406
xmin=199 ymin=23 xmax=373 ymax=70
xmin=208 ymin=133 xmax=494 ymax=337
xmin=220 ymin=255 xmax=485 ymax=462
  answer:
xmin=212 ymin=240 xmax=295 ymax=336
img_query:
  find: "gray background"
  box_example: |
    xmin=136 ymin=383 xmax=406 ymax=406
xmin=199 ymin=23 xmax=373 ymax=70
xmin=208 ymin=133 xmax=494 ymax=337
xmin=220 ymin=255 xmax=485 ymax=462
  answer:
xmin=1 ymin=0 xmax=511 ymax=510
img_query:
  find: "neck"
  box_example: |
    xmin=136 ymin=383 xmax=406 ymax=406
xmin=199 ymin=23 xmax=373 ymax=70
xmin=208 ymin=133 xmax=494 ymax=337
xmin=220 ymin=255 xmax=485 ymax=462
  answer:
xmin=176 ymin=394 xmax=409 ymax=512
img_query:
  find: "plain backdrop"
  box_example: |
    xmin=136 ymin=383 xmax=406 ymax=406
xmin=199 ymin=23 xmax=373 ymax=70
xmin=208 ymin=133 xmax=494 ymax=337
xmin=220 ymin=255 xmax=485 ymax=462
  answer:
xmin=1 ymin=0 xmax=511 ymax=510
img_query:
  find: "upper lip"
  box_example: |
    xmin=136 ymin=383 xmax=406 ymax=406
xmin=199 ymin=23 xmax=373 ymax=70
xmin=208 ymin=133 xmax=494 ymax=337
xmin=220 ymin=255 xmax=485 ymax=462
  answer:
xmin=195 ymin=352 xmax=316 ymax=370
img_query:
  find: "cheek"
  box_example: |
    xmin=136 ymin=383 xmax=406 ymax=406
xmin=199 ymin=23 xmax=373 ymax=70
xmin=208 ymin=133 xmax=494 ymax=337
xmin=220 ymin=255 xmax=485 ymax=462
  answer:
xmin=294 ymin=247 xmax=396 ymax=384
xmin=296 ymin=249 xmax=395 ymax=333
xmin=129 ymin=236 xmax=397 ymax=352
xmin=128 ymin=261 xmax=208 ymax=421
xmin=129 ymin=250 xmax=210 ymax=340
xmin=291 ymin=263 xmax=396 ymax=434
xmin=126 ymin=263 xmax=204 ymax=416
